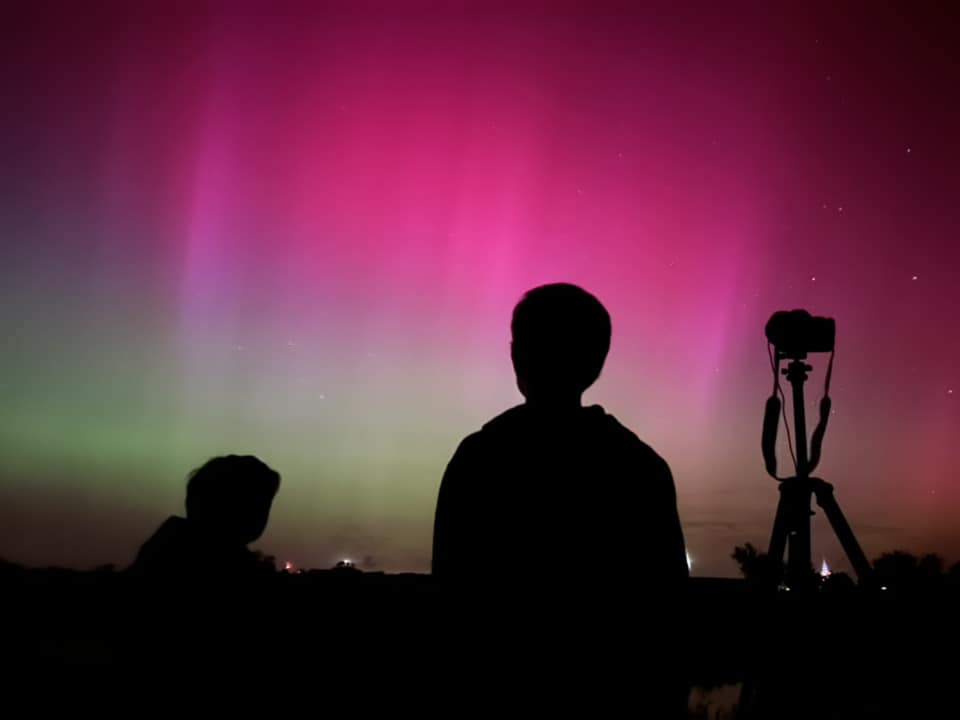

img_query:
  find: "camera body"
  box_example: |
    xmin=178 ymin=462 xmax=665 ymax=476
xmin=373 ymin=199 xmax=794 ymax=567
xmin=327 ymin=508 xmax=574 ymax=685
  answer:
xmin=765 ymin=309 xmax=835 ymax=358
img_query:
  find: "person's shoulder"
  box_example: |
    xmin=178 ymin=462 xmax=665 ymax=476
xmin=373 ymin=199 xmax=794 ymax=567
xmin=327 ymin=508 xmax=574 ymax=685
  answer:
xmin=157 ymin=515 xmax=189 ymax=532
xmin=480 ymin=404 xmax=528 ymax=433
xmin=443 ymin=405 xmax=527 ymax=470
xmin=456 ymin=404 xmax=528 ymax=448
xmin=131 ymin=516 xmax=190 ymax=571
xmin=451 ymin=428 xmax=485 ymax=458
xmin=592 ymin=406 xmax=672 ymax=476
xmin=141 ymin=516 xmax=189 ymax=547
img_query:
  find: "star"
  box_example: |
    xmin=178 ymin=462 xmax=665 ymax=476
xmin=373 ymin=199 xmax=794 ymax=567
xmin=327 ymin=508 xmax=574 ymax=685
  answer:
xmin=911 ymin=275 xmax=918 ymax=281
xmin=811 ymin=276 xmax=817 ymax=282
xmin=837 ymin=206 xmax=844 ymax=213
xmin=906 ymin=147 xmax=912 ymax=154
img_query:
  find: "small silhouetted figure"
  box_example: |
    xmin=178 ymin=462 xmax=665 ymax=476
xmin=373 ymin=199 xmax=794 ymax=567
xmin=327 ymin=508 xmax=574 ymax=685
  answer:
xmin=430 ymin=283 xmax=689 ymax=715
xmin=130 ymin=455 xmax=280 ymax=580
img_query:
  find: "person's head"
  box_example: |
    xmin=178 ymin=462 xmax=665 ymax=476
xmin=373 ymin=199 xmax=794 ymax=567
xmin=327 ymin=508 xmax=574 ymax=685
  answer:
xmin=510 ymin=283 xmax=612 ymax=404
xmin=184 ymin=455 xmax=281 ymax=546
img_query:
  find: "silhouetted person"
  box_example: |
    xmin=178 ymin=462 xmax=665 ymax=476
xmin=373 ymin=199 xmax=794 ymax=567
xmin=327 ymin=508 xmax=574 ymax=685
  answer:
xmin=430 ymin=283 xmax=689 ymax=715
xmin=130 ymin=454 xmax=280 ymax=580
xmin=432 ymin=283 xmax=687 ymax=585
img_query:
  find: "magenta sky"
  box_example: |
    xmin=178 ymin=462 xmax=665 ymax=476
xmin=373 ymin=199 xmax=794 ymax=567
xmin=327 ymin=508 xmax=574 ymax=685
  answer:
xmin=1 ymin=2 xmax=957 ymax=576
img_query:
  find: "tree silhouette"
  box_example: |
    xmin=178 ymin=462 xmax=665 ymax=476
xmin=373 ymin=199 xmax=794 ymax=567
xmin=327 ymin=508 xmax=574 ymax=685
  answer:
xmin=731 ymin=543 xmax=781 ymax=587
xmin=917 ymin=553 xmax=944 ymax=578
xmin=872 ymin=550 xmax=917 ymax=589
xmin=948 ymin=561 xmax=960 ymax=592
xmin=872 ymin=550 xmax=947 ymax=592
xmin=730 ymin=543 xmax=828 ymax=590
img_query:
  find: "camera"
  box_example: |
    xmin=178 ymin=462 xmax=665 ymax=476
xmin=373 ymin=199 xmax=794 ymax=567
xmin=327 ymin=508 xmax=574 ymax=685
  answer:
xmin=765 ymin=309 xmax=835 ymax=358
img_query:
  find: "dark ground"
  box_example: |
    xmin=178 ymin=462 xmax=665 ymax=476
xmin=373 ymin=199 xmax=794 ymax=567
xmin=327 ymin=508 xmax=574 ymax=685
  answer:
xmin=2 ymin=562 xmax=955 ymax=717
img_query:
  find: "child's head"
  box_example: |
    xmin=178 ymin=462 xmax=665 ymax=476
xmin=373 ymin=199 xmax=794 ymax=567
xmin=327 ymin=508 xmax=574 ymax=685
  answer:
xmin=184 ymin=455 xmax=281 ymax=546
xmin=510 ymin=283 xmax=612 ymax=402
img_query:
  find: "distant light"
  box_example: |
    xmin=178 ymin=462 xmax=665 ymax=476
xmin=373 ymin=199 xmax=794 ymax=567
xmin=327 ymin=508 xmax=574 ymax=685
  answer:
xmin=283 ymin=561 xmax=293 ymax=572
xmin=881 ymin=586 xmax=888 ymax=591
xmin=820 ymin=558 xmax=831 ymax=578
xmin=685 ymin=552 xmax=692 ymax=571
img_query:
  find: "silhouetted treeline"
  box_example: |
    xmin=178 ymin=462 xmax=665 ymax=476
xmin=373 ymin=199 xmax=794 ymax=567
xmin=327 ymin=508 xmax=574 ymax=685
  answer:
xmin=732 ymin=543 xmax=960 ymax=595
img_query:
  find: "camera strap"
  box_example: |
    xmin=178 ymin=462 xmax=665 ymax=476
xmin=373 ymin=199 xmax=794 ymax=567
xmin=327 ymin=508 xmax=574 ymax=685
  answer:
xmin=807 ymin=350 xmax=834 ymax=475
xmin=762 ymin=348 xmax=786 ymax=479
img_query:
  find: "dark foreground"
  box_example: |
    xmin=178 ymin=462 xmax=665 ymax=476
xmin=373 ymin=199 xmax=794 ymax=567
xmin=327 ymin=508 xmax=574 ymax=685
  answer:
xmin=3 ymin=563 xmax=955 ymax=718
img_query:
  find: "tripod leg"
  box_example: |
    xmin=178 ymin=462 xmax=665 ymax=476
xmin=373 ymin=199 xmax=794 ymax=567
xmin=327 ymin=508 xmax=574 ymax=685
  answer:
xmin=770 ymin=478 xmax=814 ymax=589
xmin=786 ymin=480 xmax=813 ymax=590
xmin=813 ymin=479 xmax=874 ymax=584
xmin=767 ymin=483 xmax=791 ymax=575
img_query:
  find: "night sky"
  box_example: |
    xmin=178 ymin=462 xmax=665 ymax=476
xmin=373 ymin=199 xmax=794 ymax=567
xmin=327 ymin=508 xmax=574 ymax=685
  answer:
xmin=1 ymin=1 xmax=957 ymax=577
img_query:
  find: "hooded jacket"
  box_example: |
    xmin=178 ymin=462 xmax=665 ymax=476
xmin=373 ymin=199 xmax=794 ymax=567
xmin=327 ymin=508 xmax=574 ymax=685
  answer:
xmin=432 ymin=403 xmax=688 ymax=590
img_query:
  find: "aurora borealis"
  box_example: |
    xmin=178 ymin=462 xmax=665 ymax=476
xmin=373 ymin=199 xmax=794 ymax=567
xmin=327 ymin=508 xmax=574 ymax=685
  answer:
xmin=1 ymin=2 xmax=957 ymax=576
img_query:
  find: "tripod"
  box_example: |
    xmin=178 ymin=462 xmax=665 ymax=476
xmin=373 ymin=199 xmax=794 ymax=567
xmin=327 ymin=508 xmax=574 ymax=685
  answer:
xmin=764 ymin=357 xmax=873 ymax=589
